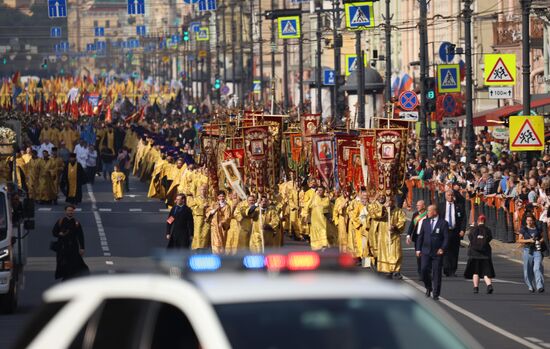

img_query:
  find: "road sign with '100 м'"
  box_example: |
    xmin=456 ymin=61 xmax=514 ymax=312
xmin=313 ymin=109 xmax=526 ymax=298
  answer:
xmin=509 ymin=116 xmax=544 ymax=151
xmin=484 ymin=54 xmax=516 ymax=86
xmin=278 ymin=16 xmax=301 ymax=39
xmin=344 ymin=2 xmax=374 ymax=30
xmin=488 ymin=86 xmax=513 ymax=99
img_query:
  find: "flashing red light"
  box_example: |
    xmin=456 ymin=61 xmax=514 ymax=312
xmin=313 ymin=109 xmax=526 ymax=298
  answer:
xmin=287 ymin=252 xmax=321 ymax=271
xmin=338 ymin=253 xmax=356 ymax=268
xmin=265 ymin=254 xmax=287 ymax=270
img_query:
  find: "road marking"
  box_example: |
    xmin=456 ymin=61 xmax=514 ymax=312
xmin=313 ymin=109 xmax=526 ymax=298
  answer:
xmin=403 ymin=277 xmax=544 ymax=349
xmin=129 ymin=208 xmax=142 ymax=212
xmin=38 ymin=207 xmax=52 ymax=211
xmin=99 ymin=208 xmax=112 ymax=212
xmin=540 ymin=343 xmax=550 ymax=348
xmin=526 ymin=338 xmax=543 ymax=343
xmin=159 ymin=208 xmax=169 ymax=212
xmin=87 ymin=184 xmax=114 ymax=273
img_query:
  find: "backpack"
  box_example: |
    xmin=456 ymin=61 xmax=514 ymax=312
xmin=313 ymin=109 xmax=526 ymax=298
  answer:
xmin=470 ymin=226 xmax=489 ymax=252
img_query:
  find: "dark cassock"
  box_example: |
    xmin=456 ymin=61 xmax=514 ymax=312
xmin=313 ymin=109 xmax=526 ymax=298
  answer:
xmin=52 ymin=216 xmax=89 ymax=280
xmin=166 ymin=204 xmax=194 ymax=248
xmin=60 ymin=157 xmax=87 ymax=205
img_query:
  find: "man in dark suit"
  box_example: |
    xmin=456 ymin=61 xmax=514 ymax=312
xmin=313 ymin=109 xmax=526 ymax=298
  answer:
xmin=438 ymin=189 xmax=466 ymax=276
xmin=416 ymin=205 xmax=449 ymax=300
xmin=166 ymin=194 xmax=194 ymax=249
xmin=406 ymin=200 xmax=427 ymax=276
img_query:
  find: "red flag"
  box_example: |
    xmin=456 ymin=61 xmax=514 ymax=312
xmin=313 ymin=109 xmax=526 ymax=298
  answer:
xmin=138 ymin=106 xmax=145 ymax=121
xmin=105 ymin=105 xmax=112 ymax=123
xmin=71 ymin=101 xmax=79 ymax=120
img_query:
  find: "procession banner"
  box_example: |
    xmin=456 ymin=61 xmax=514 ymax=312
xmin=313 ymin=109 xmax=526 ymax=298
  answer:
xmin=346 ymin=147 xmax=364 ymax=192
xmin=372 ymin=128 xmax=408 ymax=196
xmin=311 ymin=134 xmax=335 ymax=188
xmin=334 ymin=134 xmax=360 ymax=191
xmin=200 ymin=134 xmax=220 ymax=190
xmin=243 ymin=126 xmax=270 ymax=191
xmin=284 ymin=132 xmax=306 ymax=175
xmin=360 ymin=130 xmax=378 ymax=195
xmin=221 ymin=159 xmax=247 ymax=200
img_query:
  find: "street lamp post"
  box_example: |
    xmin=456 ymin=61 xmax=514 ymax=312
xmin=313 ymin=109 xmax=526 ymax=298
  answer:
xmin=521 ymin=0 xmax=532 ymax=174
xmin=332 ymin=0 xmax=342 ymax=122
xmin=316 ymin=0 xmax=323 ymax=115
xmin=356 ymin=31 xmax=365 ymax=128
xmin=418 ymin=0 xmax=429 ymax=159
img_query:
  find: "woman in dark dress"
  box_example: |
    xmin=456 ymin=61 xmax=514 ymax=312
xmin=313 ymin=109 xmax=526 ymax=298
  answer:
xmin=464 ymin=215 xmax=495 ymax=294
xmin=52 ymin=205 xmax=89 ymax=281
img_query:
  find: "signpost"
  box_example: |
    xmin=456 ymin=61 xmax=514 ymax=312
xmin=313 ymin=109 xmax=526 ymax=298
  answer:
xmin=437 ymin=64 xmax=460 ymax=93
xmin=48 ymin=0 xmax=67 ymax=18
xmin=344 ymin=2 xmax=375 ymax=30
xmin=323 ymin=69 xmax=335 ymax=86
xmin=398 ymin=91 xmax=419 ymax=111
xmin=484 ymin=54 xmax=516 ymax=86
xmin=127 ymin=0 xmax=145 ymax=15
xmin=488 ymin=86 xmax=513 ymax=99
xmin=50 ymin=27 xmax=62 ymax=38
xmin=509 ymin=116 xmax=544 ymax=151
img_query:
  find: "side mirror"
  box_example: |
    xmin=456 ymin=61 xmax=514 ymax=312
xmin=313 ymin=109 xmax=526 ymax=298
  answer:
xmin=23 ymin=199 xmax=34 ymax=218
xmin=24 ymin=220 xmax=34 ymax=230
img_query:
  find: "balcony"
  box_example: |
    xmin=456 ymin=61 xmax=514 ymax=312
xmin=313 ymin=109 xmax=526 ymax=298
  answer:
xmin=493 ymin=21 xmax=522 ymax=47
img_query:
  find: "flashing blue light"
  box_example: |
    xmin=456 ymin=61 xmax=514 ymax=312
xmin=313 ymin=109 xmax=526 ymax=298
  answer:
xmin=188 ymin=255 xmax=221 ymax=271
xmin=243 ymin=255 xmax=265 ymax=269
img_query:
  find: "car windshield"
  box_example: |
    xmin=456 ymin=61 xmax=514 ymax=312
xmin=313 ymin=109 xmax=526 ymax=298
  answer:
xmin=215 ymin=299 xmax=469 ymax=349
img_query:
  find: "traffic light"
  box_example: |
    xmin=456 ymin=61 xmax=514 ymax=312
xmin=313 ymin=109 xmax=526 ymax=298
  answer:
xmin=214 ymin=76 xmax=221 ymax=89
xmin=2 ymin=58 xmax=6 ymax=65
xmin=41 ymin=58 xmax=48 ymax=70
xmin=423 ymin=77 xmax=436 ymax=112
xmin=183 ymin=30 xmax=189 ymax=42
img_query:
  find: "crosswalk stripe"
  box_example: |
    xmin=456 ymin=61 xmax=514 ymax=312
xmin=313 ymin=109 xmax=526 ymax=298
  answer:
xmin=159 ymin=208 xmax=169 ymax=212
xmin=129 ymin=208 xmax=142 ymax=212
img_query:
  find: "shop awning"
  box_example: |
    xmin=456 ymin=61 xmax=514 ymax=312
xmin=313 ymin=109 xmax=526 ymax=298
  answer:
xmin=473 ymin=95 xmax=550 ymax=127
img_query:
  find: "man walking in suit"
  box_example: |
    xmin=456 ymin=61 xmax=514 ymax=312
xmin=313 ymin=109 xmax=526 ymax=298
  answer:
xmin=406 ymin=200 xmax=427 ymax=276
xmin=416 ymin=205 xmax=449 ymax=301
xmin=439 ymin=189 xmax=466 ymax=276
xmin=166 ymin=194 xmax=194 ymax=249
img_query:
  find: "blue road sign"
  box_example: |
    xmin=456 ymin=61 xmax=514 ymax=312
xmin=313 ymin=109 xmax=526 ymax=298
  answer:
xmin=50 ymin=27 xmax=62 ymax=38
xmin=54 ymin=44 xmax=60 ymax=52
xmin=438 ymin=41 xmax=455 ymax=63
xmin=198 ymin=0 xmax=216 ymax=11
xmin=253 ymin=80 xmax=261 ymax=93
xmin=48 ymin=0 xmax=67 ymax=18
xmin=443 ymin=94 xmax=456 ymax=114
xmin=345 ymin=2 xmax=374 ymax=30
xmin=323 ymin=69 xmax=335 ymax=86
xmin=190 ymin=22 xmax=201 ymax=32
xmin=398 ymin=91 xmax=419 ymax=111
xmin=127 ymin=0 xmax=145 ymax=15
xmin=437 ymin=64 xmax=460 ymax=93
xmin=94 ymin=27 xmax=105 ymax=37
xmin=136 ymin=25 xmax=146 ymax=36
xmin=171 ymin=34 xmax=179 ymax=44
xmin=60 ymin=41 xmax=69 ymax=52
xmin=96 ymin=41 xmax=106 ymax=50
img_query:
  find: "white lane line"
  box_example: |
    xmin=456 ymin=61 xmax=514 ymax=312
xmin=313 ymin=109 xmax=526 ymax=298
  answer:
xmin=87 ymin=184 xmax=114 ymax=273
xmin=129 ymin=208 xmax=142 ymax=212
xmin=540 ymin=343 xmax=550 ymax=349
xmin=526 ymin=338 xmax=543 ymax=343
xmin=159 ymin=208 xmax=169 ymax=212
xmin=403 ymin=277 xmax=544 ymax=349
xmin=38 ymin=207 xmax=52 ymax=211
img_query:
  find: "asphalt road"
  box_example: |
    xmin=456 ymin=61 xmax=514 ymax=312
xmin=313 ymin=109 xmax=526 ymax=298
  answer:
xmin=0 ymin=176 xmax=548 ymax=349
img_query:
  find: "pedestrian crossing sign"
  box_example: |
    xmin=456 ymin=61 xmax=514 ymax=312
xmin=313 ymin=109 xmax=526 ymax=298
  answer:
xmin=509 ymin=115 xmax=544 ymax=151
xmin=196 ymin=27 xmax=209 ymax=41
xmin=253 ymin=80 xmax=261 ymax=94
xmin=437 ymin=64 xmax=460 ymax=93
xmin=344 ymin=2 xmax=374 ymax=30
xmin=345 ymin=54 xmax=367 ymax=76
xmin=484 ymin=54 xmax=516 ymax=86
xmin=278 ymin=16 xmax=300 ymax=39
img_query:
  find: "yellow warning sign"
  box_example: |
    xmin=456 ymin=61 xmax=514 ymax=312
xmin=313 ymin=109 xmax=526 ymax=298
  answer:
xmin=509 ymin=115 xmax=545 ymax=151
xmin=484 ymin=54 xmax=516 ymax=86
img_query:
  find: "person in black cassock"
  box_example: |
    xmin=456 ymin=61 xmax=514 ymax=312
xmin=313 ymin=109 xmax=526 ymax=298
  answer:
xmin=464 ymin=215 xmax=495 ymax=294
xmin=166 ymin=194 xmax=194 ymax=249
xmin=60 ymin=153 xmax=87 ymax=205
xmin=52 ymin=205 xmax=89 ymax=281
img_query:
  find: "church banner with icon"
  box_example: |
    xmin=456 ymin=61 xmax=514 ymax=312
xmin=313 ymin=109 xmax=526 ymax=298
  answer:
xmin=371 ymin=128 xmax=408 ymax=196
xmin=334 ymin=134 xmax=360 ymax=191
xmin=243 ymin=126 xmax=271 ymax=191
xmin=311 ymin=134 xmax=335 ymax=188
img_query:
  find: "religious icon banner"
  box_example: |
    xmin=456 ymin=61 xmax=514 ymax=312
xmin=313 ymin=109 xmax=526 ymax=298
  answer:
xmin=221 ymin=159 xmax=247 ymax=200
xmin=360 ymin=130 xmax=378 ymax=195
xmin=334 ymin=134 xmax=360 ymax=191
xmin=311 ymin=134 xmax=335 ymax=188
xmin=372 ymin=128 xmax=408 ymax=196
xmin=243 ymin=126 xmax=270 ymax=191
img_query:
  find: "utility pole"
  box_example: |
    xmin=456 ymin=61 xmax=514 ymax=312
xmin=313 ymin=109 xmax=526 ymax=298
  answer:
xmin=239 ymin=2 xmax=245 ymax=105
xmin=249 ymin=0 xmax=254 ymax=105
xmin=332 ymin=0 xmax=342 ymax=122
xmin=282 ymin=0 xmax=290 ymax=112
xmin=418 ymin=0 xmax=429 ymax=159
xmin=215 ymin=11 xmax=221 ymax=103
xmin=384 ymin=0 xmax=392 ymax=103
xmin=356 ymin=31 xmax=365 ymax=128
xmin=270 ymin=0 xmax=276 ymax=114
xmin=316 ymin=0 xmax=323 ymax=115
xmin=521 ymin=0 xmax=532 ymax=173
xmin=463 ymin=0 xmax=475 ymax=163
xmin=222 ymin=0 xmax=227 ymax=85
xmin=258 ymin=0 xmax=264 ymax=105
xmin=231 ymin=3 xmax=237 ymax=103
xmin=298 ymin=3 xmax=304 ymax=111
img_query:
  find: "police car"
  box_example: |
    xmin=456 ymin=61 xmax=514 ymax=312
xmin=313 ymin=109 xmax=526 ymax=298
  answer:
xmin=14 ymin=250 xmax=482 ymax=349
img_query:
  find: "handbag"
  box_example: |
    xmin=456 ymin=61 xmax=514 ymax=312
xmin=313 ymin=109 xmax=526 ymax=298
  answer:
xmin=49 ymin=240 xmax=59 ymax=252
